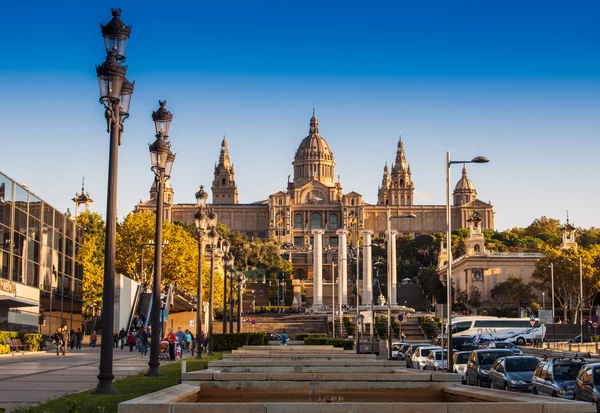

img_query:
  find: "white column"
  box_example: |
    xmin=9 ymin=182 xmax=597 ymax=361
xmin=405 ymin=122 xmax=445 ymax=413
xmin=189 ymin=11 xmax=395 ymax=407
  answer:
xmin=312 ymin=229 xmax=324 ymax=310
xmin=390 ymin=230 xmax=398 ymax=305
xmin=362 ymin=230 xmax=374 ymax=306
xmin=337 ymin=229 xmax=348 ymax=305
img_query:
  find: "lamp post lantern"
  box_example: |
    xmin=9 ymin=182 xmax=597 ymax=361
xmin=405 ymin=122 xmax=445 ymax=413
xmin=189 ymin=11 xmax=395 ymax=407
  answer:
xmin=94 ymin=8 xmax=133 ymax=395
xmin=146 ymin=101 xmax=175 ymax=377
xmin=194 ymin=185 xmax=211 ymax=359
xmin=207 ymin=227 xmax=219 ymax=355
xmin=446 ymin=151 xmax=489 ymax=372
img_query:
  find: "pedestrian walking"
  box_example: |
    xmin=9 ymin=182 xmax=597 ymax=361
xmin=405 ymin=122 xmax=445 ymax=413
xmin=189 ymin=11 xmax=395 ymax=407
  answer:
xmin=113 ymin=330 xmax=120 ymax=349
xmin=53 ymin=328 xmax=64 ymax=356
xmin=184 ymin=329 xmax=192 ymax=352
xmin=280 ymin=330 xmax=289 ymax=346
xmin=69 ymin=330 xmax=76 ymax=350
xmin=119 ymin=327 xmax=127 ymax=350
xmin=167 ymin=328 xmax=177 ymax=361
xmin=90 ymin=330 xmax=97 ymax=348
xmin=139 ymin=328 xmax=150 ymax=357
xmin=75 ymin=328 xmax=83 ymax=350
xmin=127 ymin=331 xmax=136 ymax=352
xmin=61 ymin=326 xmax=69 ymax=355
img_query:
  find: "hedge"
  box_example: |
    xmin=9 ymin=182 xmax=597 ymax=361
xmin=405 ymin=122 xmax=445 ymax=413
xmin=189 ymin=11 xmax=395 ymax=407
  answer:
xmin=211 ymin=333 xmax=269 ymax=351
xmin=0 ymin=331 xmax=45 ymax=352
xmin=295 ymin=333 xmax=327 ymax=341
xmin=304 ymin=337 xmax=354 ymax=350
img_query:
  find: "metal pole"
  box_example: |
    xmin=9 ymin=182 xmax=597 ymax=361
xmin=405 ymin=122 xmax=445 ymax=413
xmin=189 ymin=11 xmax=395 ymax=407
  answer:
xmin=387 ymin=209 xmax=392 ymax=360
xmin=332 ymin=262 xmax=335 ymax=338
xmin=141 ymin=246 xmax=145 ymax=285
xmin=223 ymin=263 xmax=227 ymax=334
xmin=196 ymin=231 xmax=204 ymax=359
xmin=208 ymin=249 xmax=215 ymax=355
xmin=446 ymin=151 xmax=454 ymax=373
xmin=551 ymin=262 xmax=555 ymax=341
xmin=237 ymin=277 xmax=242 ymax=333
xmin=580 ymin=256 xmax=583 ymax=344
xmin=229 ymin=271 xmax=234 ymax=334
xmin=355 ymin=221 xmax=360 ymax=354
xmin=95 ymin=99 xmax=120 ymax=394
xmin=146 ymin=170 xmax=165 ymax=377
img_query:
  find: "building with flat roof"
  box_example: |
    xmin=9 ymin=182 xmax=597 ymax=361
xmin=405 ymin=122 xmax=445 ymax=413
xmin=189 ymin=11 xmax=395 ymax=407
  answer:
xmin=0 ymin=171 xmax=84 ymax=333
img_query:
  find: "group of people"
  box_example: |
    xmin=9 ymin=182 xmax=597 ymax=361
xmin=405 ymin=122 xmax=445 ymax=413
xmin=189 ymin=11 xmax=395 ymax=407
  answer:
xmin=53 ymin=326 xmax=84 ymax=356
xmin=164 ymin=327 xmax=205 ymax=361
xmin=112 ymin=327 xmax=150 ymax=356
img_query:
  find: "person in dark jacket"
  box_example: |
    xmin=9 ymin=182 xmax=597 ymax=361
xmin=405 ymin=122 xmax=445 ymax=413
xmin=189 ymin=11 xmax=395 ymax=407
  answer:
xmin=119 ymin=328 xmax=127 ymax=350
xmin=126 ymin=331 xmax=136 ymax=352
xmin=53 ymin=328 xmax=64 ymax=356
xmin=75 ymin=329 xmax=83 ymax=350
xmin=60 ymin=326 xmax=69 ymax=355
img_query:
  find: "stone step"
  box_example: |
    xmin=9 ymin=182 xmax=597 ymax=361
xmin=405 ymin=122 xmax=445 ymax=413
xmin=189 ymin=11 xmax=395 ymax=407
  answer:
xmin=223 ymin=354 xmax=377 ymax=360
xmin=209 ymin=359 xmax=403 ymax=367
xmin=211 ymin=365 xmax=406 ymax=373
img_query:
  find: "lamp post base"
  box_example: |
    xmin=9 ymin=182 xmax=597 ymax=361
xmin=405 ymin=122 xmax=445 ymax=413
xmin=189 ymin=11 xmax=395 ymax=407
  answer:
xmin=94 ymin=374 xmax=117 ymax=394
xmin=145 ymin=361 xmax=163 ymax=377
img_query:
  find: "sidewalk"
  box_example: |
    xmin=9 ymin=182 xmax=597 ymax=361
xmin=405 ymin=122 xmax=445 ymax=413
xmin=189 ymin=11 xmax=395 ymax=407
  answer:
xmin=0 ymin=345 xmax=192 ymax=412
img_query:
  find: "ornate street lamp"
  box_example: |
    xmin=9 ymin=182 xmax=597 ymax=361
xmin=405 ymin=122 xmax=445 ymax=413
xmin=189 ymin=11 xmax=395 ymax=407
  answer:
xmin=237 ymin=273 xmax=244 ymax=333
xmin=207 ymin=227 xmax=220 ymax=355
xmin=194 ymin=185 xmax=209 ymax=359
xmin=146 ymin=101 xmax=175 ymax=377
xmin=94 ymin=8 xmax=133 ymax=395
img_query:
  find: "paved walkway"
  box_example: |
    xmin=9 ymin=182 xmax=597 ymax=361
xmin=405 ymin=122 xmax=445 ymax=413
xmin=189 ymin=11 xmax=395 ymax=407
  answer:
xmin=0 ymin=346 xmax=191 ymax=412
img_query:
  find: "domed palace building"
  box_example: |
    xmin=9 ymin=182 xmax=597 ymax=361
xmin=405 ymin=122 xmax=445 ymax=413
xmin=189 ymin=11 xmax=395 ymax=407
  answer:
xmin=135 ymin=112 xmax=494 ymax=306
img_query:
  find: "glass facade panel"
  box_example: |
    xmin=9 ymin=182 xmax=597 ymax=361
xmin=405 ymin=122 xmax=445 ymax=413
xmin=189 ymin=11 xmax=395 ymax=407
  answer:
xmin=0 ymin=175 xmax=12 ymax=203
xmin=0 ymin=171 xmax=84 ymax=334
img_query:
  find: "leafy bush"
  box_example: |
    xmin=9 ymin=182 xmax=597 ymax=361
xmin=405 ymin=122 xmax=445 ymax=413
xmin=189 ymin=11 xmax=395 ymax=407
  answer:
xmin=343 ymin=317 xmax=354 ymax=336
xmin=295 ymin=333 xmax=327 ymax=341
xmin=0 ymin=344 xmax=10 ymax=354
xmin=255 ymin=306 xmax=297 ymax=313
xmin=23 ymin=333 xmax=45 ymax=352
xmin=304 ymin=337 xmax=354 ymax=350
xmin=211 ymin=333 xmax=268 ymax=351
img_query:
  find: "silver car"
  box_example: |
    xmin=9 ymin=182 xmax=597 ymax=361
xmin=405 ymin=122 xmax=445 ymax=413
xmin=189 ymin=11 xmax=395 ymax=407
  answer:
xmin=424 ymin=349 xmax=449 ymax=371
xmin=489 ymin=356 xmax=539 ymax=392
xmin=532 ymin=359 xmax=587 ymax=399
xmin=486 ymin=341 xmax=523 ymax=356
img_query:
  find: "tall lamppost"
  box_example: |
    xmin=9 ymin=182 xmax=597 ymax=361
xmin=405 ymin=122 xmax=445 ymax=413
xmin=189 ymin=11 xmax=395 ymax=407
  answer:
xmin=94 ymin=8 xmax=133 ymax=395
xmin=579 ymin=256 xmax=583 ymax=344
xmin=446 ymin=151 xmax=489 ymax=372
xmin=237 ymin=273 xmax=244 ymax=333
xmin=228 ymin=267 xmax=235 ymax=334
xmin=221 ymin=241 xmax=232 ymax=333
xmin=386 ymin=211 xmax=416 ymax=360
xmin=194 ymin=185 xmax=215 ymax=359
xmin=146 ymin=101 xmax=175 ymax=377
xmin=207 ymin=227 xmax=219 ymax=355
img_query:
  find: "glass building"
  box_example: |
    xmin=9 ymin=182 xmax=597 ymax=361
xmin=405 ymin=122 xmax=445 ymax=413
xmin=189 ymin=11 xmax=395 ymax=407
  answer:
xmin=0 ymin=171 xmax=83 ymax=334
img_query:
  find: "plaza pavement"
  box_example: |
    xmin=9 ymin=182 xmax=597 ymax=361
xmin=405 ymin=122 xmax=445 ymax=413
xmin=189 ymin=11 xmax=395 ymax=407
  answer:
xmin=0 ymin=345 xmax=192 ymax=412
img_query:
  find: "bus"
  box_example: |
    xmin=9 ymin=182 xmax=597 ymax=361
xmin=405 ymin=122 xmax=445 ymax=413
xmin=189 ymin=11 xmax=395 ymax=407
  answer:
xmin=450 ymin=316 xmax=546 ymax=345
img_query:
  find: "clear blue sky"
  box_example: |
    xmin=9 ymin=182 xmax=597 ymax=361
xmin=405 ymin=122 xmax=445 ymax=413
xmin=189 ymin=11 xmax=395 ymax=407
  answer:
xmin=1 ymin=1 xmax=598 ymax=231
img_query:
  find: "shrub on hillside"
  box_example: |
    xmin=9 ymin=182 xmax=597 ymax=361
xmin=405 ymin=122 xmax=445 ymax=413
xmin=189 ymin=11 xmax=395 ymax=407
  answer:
xmin=212 ymin=333 xmax=268 ymax=351
xmin=304 ymin=337 xmax=354 ymax=350
xmin=295 ymin=333 xmax=327 ymax=341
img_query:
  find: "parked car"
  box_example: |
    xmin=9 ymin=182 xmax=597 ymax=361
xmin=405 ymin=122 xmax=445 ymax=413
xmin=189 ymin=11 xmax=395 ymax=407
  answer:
xmin=485 ymin=341 xmax=524 ymax=356
xmin=465 ymin=349 xmax=514 ymax=387
xmin=435 ymin=335 xmax=478 ymax=352
xmin=391 ymin=342 xmax=410 ymax=360
xmin=424 ymin=349 xmax=449 ymax=371
xmin=568 ymin=335 xmax=592 ymax=343
xmin=532 ymin=357 xmax=587 ymax=399
xmin=453 ymin=351 xmax=471 ymax=384
xmin=404 ymin=343 xmax=433 ymax=369
xmin=268 ymin=333 xmax=281 ymax=341
xmin=489 ymin=356 xmax=539 ymax=392
xmin=411 ymin=346 xmax=441 ymax=370
xmin=575 ymin=362 xmax=600 ymax=410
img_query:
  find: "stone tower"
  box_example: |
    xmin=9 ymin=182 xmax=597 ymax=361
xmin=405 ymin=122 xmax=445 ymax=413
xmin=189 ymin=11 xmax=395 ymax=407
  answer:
xmin=378 ymin=136 xmax=414 ymax=206
xmin=150 ymin=178 xmax=174 ymax=206
xmin=453 ymin=165 xmax=477 ymax=206
xmin=212 ymin=135 xmax=239 ymax=205
xmin=560 ymin=214 xmax=578 ymax=251
xmin=72 ymin=177 xmax=93 ymax=217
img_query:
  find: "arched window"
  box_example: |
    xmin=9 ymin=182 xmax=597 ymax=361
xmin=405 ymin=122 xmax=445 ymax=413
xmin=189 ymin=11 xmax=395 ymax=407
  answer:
xmin=474 ymin=244 xmax=481 ymax=253
xmin=221 ymin=178 xmax=226 ymax=186
xmin=294 ymin=214 xmax=303 ymax=229
xmin=400 ymin=179 xmax=404 ymax=188
xmin=310 ymin=212 xmax=322 ymax=229
xmin=329 ymin=214 xmax=338 ymax=230
xmin=351 ymin=199 xmax=355 ymax=206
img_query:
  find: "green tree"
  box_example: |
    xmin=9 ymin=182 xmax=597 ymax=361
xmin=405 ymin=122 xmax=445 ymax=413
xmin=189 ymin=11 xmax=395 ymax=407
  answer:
xmin=75 ymin=212 xmax=105 ymax=314
xmin=490 ymin=276 xmax=535 ymax=314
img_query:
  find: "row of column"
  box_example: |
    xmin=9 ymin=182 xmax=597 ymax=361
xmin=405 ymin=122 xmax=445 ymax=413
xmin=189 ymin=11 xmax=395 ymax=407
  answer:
xmin=311 ymin=228 xmax=398 ymax=309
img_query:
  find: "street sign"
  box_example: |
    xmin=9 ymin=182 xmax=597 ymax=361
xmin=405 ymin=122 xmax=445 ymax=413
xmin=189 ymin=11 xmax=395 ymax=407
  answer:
xmin=593 ymin=315 xmax=599 ymax=323
xmin=251 ymin=320 xmax=256 ymax=325
xmin=593 ymin=322 xmax=599 ymax=329
xmin=397 ymin=314 xmax=404 ymax=322
xmin=529 ymin=320 xmax=536 ymax=327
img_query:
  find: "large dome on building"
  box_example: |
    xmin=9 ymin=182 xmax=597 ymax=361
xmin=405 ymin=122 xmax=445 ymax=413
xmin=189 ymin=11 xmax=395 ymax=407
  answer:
xmin=294 ymin=111 xmax=334 ymax=162
xmin=454 ymin=165 xmax=476 ymax=192
xmin=292 ymin=111 xmax=336 ymax=186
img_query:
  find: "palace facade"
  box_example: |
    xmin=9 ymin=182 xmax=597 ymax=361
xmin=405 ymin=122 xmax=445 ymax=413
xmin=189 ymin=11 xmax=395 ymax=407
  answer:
xmin=136 ymin=112 xmax=494 ymax=290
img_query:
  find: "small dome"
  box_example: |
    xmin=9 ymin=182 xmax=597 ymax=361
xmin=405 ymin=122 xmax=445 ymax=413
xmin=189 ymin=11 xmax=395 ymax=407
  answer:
xmin=454 ymin=165 xmax=476 ymax=192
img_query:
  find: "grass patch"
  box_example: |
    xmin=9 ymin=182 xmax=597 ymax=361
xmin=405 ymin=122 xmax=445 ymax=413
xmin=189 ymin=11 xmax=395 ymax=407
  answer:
xmin=14 ymin=353 xmax=223 ymax=413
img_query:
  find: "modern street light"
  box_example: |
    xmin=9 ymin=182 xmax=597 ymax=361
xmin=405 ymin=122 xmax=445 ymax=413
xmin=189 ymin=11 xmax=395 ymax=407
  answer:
xmin=146 ymin=101 xmax=175 ymax=377
xmin=446 ymin=151 xmax=489 ymax=372
xmin=386 ymin=211 xmax=416 ymax=360
xmin=207 ymin=227 xmax=220 ymax=355
xmin=94 ymin=8 xmax=133 ymax=395
xmin=194 ymin=185 xmax=215 ymax=359
xmin=579 ymin=256 xmax=583 ymax=344
xmin=542 ymin=292 xmax=545 ymax=309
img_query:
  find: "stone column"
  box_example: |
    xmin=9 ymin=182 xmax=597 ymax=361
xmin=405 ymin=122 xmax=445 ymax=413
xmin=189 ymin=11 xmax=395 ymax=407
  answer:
xmin=311 ymin=229 xmax=324 ymax=310
xmin=337 ymin=229 xmax=349 ymax=305
xmin=361 ymin=230 xmax=374 ymax=306
xmin=389 ymin=230 xmax=398 ymax=305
